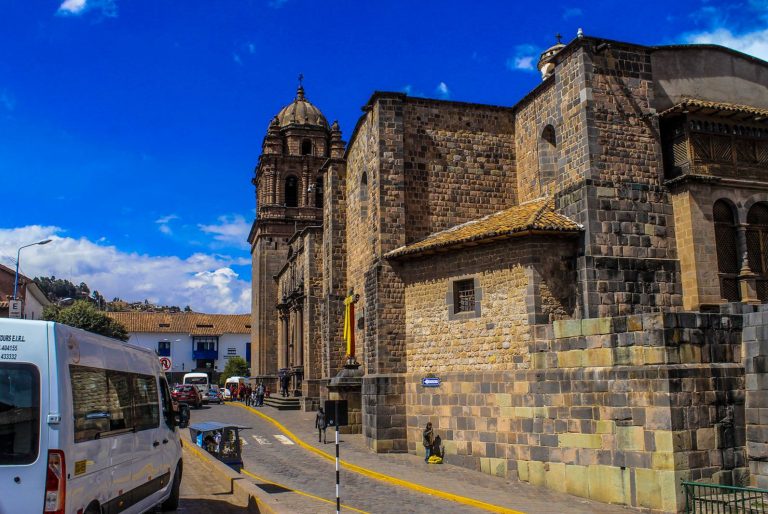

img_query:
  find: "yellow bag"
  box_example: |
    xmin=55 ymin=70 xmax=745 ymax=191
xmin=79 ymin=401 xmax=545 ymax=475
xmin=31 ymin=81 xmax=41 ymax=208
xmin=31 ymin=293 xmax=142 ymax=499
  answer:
xmin=428 ymin=455 xmax=443 ymax=464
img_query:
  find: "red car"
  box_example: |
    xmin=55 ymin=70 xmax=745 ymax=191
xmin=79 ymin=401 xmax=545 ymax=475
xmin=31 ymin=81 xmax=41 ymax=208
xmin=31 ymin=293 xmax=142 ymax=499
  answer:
xmin=172 ymin=385 xmax=203 ymax=409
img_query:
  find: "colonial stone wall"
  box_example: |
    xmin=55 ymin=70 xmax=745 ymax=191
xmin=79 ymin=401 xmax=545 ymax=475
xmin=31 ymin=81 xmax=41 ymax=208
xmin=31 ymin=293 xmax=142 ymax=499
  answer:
xmin=397 ymin=238 xmax=578 ymax=374
xmin=345 ymin=108 xmax=380 ymax=376
xmin=402 ymin=97 xmax=517 ymax=243
xmin=251 ymin=231 xmax=290 ymax=375
xmin=406 ymin=311 xmax=747 ymax=513
xmin=321 ymin=160 xmax=348 ymax=378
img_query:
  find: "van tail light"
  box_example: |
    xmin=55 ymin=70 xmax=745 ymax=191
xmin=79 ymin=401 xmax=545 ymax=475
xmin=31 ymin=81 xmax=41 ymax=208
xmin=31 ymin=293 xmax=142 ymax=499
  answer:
xmin=44 ymin=450 xmax=66 ymax=513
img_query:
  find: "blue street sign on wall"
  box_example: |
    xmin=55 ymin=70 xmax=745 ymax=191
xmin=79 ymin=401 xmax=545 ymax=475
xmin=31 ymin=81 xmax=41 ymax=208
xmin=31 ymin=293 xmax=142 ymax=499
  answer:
xmin=422 ymin=377 xmax=440 ymax=387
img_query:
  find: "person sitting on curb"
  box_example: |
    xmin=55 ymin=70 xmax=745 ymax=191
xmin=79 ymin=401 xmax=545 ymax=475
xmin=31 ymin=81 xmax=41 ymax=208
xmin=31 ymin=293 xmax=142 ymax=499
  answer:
xmin=423 ymin=422 xmax=434 ymax=462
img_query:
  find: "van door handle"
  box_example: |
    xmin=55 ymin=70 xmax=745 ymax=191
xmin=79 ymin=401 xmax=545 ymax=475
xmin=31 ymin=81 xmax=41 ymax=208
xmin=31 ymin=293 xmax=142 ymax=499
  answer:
xmin=162 ymin=439 xmax=169 ymax=444
xmin=153 ymin=441 xmax=160 ymax=447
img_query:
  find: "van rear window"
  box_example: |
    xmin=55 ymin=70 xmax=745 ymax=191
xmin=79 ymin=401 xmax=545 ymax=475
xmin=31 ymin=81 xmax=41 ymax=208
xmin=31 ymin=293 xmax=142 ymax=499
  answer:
xmin=0 ymin=363 xmax=40 ymax=465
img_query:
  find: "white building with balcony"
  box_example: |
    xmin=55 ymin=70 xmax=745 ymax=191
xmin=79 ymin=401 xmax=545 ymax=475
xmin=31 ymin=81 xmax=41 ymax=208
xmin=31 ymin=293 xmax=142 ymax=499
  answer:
xmin=106 ymin=311 xmax=251 ymax=385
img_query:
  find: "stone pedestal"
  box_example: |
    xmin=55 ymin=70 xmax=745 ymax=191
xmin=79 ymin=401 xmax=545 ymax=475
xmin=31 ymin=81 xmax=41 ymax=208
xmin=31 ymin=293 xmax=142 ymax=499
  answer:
xmin=301 ymin=378 xmax=324 ymax=412
xmin=327 ymin=362 xmax=363 ymax=434
xmin=739 ymin=271 xmax=761 ymax=304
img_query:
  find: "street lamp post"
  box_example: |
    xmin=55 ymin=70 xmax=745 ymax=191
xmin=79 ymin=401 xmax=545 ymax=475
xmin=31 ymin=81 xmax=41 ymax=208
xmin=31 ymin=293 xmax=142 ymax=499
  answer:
xmin=13 ymin=239 xmax=52 ymax=300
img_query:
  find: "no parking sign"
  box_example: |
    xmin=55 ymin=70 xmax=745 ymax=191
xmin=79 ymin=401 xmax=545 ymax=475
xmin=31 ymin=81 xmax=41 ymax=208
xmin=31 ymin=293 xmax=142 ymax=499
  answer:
xmin=159 ymin=356 xmax=172 ymax=372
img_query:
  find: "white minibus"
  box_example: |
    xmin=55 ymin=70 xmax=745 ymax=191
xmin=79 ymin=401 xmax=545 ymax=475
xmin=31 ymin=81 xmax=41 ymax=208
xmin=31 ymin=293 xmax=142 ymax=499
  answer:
xmin=182 ymin=372 xmax=209 ymax=396
xmin=0 ymin=319 xmax=189 ymax=514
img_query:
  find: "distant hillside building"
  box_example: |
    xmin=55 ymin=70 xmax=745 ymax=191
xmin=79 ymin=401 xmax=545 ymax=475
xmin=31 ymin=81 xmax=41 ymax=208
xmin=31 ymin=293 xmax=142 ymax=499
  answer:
xmin=106 ymin=312 xmax=250 ymax=384
xmin=248 ymin=35 xmax=768 ymax=512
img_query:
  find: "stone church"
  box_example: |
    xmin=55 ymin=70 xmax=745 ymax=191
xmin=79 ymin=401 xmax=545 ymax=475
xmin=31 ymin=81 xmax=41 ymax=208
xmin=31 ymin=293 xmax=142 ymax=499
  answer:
xmin=248 ymin=34 xmax=768 ymax=512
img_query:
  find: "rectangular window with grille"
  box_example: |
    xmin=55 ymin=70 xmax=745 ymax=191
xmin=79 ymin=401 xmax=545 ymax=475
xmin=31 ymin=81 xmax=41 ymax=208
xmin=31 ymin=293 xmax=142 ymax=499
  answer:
xmin=453 ymin=279 xmax=475 ymax=314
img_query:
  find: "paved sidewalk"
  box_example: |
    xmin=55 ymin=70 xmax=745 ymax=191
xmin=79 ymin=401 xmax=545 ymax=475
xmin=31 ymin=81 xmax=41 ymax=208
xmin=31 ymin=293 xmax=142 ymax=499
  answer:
xmin=233 ymin=402 xmax=633 ymax=514
xmin=170 ymin=445 xmax=252 ymax=513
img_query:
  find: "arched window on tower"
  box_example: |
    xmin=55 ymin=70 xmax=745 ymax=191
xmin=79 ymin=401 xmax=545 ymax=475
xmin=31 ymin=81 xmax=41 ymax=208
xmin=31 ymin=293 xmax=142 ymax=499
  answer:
xmin=285 ymin=175 xmax=298 ymax=207
xmin=314 ymin=176 xmax=324 ymax=208
xmin=713 ymin=200 xmax=740 ymax=302
xmin=747 ymin=202 xmax=768 ymax=301
xmin=301 ymin=139 xmax=313 ymax=156
xmin=360 ymin=172 xmax=368 ymax=220
xmin=539 ymin=125 xmax=558 ymax=188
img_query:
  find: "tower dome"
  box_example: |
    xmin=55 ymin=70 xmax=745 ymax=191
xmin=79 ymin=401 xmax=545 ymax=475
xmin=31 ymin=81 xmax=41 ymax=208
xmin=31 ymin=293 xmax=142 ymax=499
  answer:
xmin=275 ymin=85 xmax=328 ymax=128
xmin=537 ymin=35 xmax=566 ymax=80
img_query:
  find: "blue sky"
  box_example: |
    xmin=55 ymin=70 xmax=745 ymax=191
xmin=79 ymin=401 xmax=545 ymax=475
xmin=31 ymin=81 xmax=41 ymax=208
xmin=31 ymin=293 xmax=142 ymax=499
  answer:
xmin=1 ymin=0 xmax=766 ymax=313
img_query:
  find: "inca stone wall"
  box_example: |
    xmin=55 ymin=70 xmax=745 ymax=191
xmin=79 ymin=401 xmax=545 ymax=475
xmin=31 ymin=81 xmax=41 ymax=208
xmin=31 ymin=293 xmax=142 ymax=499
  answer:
xmin=406 ymin=311 xmax=747 ymax=512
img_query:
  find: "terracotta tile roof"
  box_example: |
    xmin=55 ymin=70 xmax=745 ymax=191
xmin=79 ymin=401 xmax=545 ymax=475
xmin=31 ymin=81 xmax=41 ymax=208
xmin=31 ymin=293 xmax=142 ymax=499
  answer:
xmin=386 ymin=197 xmax=581 ymax=260
xmin=660 ymin=97 xmax=768 ymax=121
xmin=105 ymin=312 xmax=251 ymax=335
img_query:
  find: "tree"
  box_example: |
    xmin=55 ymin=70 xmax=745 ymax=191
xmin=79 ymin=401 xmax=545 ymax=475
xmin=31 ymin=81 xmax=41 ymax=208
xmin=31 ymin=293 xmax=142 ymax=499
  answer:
xmin=44 ymin=300 xmax=129 ymax=341
xmin=222 ymin=356 xmax=249 ymax=378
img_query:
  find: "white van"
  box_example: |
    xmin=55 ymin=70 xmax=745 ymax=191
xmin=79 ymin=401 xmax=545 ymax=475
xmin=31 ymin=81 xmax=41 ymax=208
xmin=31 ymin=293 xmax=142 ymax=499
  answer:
xmin=182 ymin=372 xmax=209 ymax=396
xmin=0 ymin=319 xmax=189 ymax=514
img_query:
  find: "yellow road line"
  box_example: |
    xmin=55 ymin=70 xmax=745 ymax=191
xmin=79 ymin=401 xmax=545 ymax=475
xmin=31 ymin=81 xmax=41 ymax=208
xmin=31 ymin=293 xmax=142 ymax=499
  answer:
xmin=240 ymin=467 xmax=370 ymax=513
xmin=233 ymin=402 xmax=524 ymax=514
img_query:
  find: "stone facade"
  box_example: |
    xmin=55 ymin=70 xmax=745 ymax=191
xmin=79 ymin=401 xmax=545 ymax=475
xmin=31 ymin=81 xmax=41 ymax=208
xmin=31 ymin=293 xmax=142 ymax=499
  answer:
xmin=250 ymin=36 xmax=768 ymax=512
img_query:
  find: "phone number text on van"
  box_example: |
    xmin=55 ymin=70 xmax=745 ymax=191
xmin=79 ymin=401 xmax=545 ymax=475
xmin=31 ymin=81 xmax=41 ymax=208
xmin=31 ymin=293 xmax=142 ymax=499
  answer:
xmin=0 ymin=353 xmax=17 ymax=360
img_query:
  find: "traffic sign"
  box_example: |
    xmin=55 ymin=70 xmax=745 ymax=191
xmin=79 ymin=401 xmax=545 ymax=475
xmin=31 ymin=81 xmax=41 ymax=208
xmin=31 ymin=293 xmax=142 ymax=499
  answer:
xmin=8 ymin=300 xmax=22 ymax=319
xmin=422 ymin=377 xmax=440 ymax=387
xmin=159 ymin=356 xmax=172 ymax=372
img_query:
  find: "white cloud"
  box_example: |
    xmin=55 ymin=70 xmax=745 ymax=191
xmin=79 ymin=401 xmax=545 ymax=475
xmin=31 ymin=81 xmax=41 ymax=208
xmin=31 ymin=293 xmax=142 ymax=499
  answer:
xmin=268 ymin=0 xmax=289 ymax=8
xmin=57 ymin=0 xmax=117 ymax=17
xmin=155 ymin=214 xmax=179 ymax=236
xmin=563 ymin=7 xmax=583 ymax=19
xmin=683 ymin=27 xmax=768 ymax=61
xmin=0 ymin=225 xmax=250 ymax=314
xmin=233 ymin=53 xmax=242 ymax=65
xmin=198 ymin=215 xmax=251 ymax=249
xmin=435 ymin=82 xmax=451 ymax=99
xmin=247 ymin=43 xmax=256 ymax=54
xmin=506 ymin=44 xmax=539 ymax=72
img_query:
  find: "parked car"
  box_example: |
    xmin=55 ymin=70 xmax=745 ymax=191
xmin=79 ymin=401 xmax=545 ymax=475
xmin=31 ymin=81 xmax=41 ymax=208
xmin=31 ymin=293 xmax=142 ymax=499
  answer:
xmin=205 ymin=388 xmax=223 ymax=404
xmin=172 ymin=384 xmax=203 ymax=408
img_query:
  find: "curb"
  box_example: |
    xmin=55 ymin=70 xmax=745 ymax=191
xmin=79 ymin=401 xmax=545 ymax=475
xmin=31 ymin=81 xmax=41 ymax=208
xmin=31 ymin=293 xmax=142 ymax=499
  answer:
xmin=181 ymin=431 xmax=292 ymax=514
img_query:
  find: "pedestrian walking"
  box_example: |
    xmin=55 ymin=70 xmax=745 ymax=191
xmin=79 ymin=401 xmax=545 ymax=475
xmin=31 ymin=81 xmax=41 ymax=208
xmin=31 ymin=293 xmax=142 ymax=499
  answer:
xmin=245 ymin=385 xmax=252 ymax=406
xmin=281 ymin=374 xmax=290 ymax=397
xmin=256 ymin=382 xmax=265 ymax=407
xmin=315 ymin=407 xmax=328 ymax=443
xmin=423 ymin=422 xmax=434 ymax=462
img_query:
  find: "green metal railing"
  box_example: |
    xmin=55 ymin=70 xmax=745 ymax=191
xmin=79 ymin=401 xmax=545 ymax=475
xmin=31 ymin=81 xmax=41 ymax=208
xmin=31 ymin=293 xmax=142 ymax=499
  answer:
xmin=683 ymin=481 xmax=768 ymax=513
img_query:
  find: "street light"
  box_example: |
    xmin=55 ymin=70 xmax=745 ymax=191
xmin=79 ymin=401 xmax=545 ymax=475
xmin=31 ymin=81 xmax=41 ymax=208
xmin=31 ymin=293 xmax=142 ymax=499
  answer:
xmin=14 ymin=239 xmax=52 ymax=300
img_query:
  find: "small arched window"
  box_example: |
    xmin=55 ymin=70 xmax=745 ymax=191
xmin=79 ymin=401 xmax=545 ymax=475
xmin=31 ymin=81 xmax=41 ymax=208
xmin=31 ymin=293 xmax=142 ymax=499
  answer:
xmin=314 ymin=177 xmax=324 ymax=208
xmin=360 ymin=172 xmax=368 ymax=220
xmin=285 ymin=176 xmax=298 ymax=207
xmin=713 ymin=200 xmax=740 ymax=302
xmin=539 ymin=125 xmax=557 ymax=187
xmin=301 ymin=139 xmax=313 ymax=156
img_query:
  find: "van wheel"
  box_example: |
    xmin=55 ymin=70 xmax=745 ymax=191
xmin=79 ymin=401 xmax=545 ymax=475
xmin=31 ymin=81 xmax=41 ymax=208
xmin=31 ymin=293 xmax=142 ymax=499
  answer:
xmin=161 ymin=461 xmax=182 ymax=511
xmin=84 ymin=502 xmax=100 ymax=514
